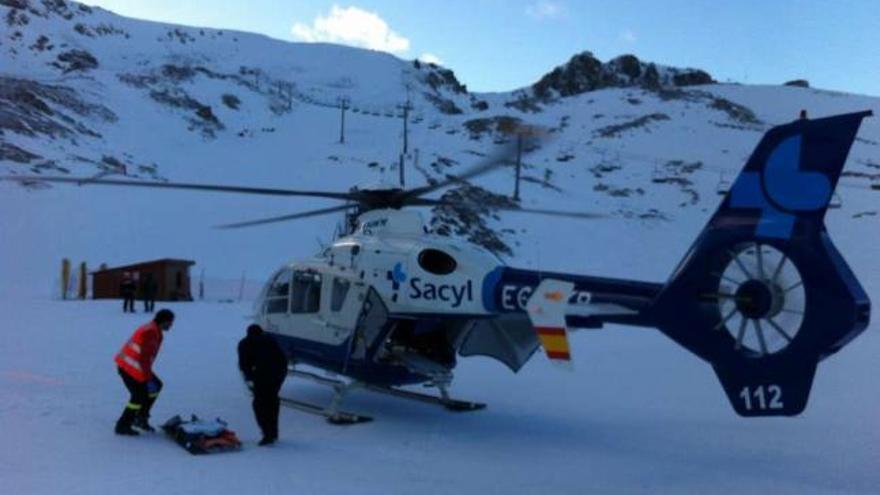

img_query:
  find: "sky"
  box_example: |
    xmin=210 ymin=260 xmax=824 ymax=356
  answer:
xmin=81 ymin=0 xmax=880 ymax=96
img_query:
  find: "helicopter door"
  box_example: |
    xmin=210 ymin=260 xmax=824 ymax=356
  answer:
xmin=321 ymin=277 xmax=369 ymax=345
xmin=349 ymin=287 xmax=390 ymax=362
xmin=287 ymin=270 xmax=334 ymax=345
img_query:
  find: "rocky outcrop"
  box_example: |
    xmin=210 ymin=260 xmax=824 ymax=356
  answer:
xmin=0 ymin=142 xmax=41 ymax=163
xmin=463 ymin=116 xmax=522 ymax=140
xmin=2 ymin=0 xmax=92 ymax=20
xmin=52 ymin=49 xmax=98 ymax=73
xmin=0 ymin=76 xmax=116 ymax=139
xmin=595 ymin=113 xmax=670 ymax=138
xmin=413 ymin=60 xmax=468 ymax=114
xmin=784 ymin=79 xmax=810 ymax=88
xmin=532 ymin=52 xmax=714 ymax=100
xmin=430 ymin=184 xmax=519 ymax=256
xmin=149 ymin=88 xmax=224 ymax=137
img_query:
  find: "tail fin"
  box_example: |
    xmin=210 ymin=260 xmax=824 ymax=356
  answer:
xmin=525 ymin=279 xmax=575 ymax=370
xmin=652 ymin=111 xmax=872 ymax=416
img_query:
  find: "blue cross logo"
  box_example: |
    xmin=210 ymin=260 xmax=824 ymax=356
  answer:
xmin=730 ymin=135 xmax=831 ymax=239
xmin=386 ymin=262 xmax=407 ymax=290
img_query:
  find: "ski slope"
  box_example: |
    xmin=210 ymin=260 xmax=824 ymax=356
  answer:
xmin=1 ymin=1 xmax=879 ymax=493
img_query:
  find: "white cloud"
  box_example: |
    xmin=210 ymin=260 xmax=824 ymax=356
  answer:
xmin=291 ymin=5 xmax=410 ymax=54
xmin=418 ymin=53 xmax=443 ymax=66
xmin=526 ymin=1 xmax=564 ymax=20
xmin=620 ymin=29 xmax=637 ymax=44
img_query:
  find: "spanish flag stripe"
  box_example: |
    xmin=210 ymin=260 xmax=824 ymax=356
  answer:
xmin=538 ymin=334 xmax=570 ymax=351
xmin=535 ymin=326 xmax=566 ymax=337
xmin=546 ymin=350 xmax=571 ymax=360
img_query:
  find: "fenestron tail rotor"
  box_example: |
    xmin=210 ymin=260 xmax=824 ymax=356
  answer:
xmin=710 ymin=243 xmax=805 ymax=356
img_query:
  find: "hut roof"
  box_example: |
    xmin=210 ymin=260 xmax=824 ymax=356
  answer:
xmin=92 ymin=259 xmax=195 ymax=274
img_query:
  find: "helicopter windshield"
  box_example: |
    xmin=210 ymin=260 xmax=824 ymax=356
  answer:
xmin=265 ymin=269 xmax=291 ymax=314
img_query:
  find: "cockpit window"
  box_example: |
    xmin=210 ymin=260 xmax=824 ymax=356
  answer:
xmin=267 ymin=270 xmax=290 ymax=296
xmin=265 ymin=269 xmax=291 ymax=314
xmin=331 ymin=277 xmax=350 ymax=312
xmin=417 ymin=249 xmax=457 ymax=275
xmin=291 ymin=271 xmax=322 ymax=313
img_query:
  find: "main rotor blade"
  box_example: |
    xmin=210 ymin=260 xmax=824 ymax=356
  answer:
xmin=416 ymin=197 xmax=607 ymax=219
xmin=1 ymin=176 xmax=357 ymax=201
xmin=399 ymin=142 xmax=517 ymax=201
xmin=493 ymin=204 xmax=607 ymax=219
xmin=215 ymin=204 xmax=353 ymax=229
xmin=400 ymin=128 xmax=549 ymax=202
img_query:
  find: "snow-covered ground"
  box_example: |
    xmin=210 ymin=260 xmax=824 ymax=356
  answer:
xmin=2 ymin=1 xmax=879 ymax=493
xmin=1 ymin=298 xmax=878 ymax=494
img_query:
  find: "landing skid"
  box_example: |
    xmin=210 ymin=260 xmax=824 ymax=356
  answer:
xmin=363 ymin=384 xmax=486 ymax=412
xmin=279 ymin=396 xmax=372 ymax=425
xmin=280 ymin=369 xmax=372 ymax=425
xmin=283 ymin=368 xmax=485 ymax=425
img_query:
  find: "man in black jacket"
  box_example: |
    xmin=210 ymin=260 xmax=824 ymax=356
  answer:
xmin=120 ymin=273 xmax=136 ymax=313
xmin=141 ymin=274 xmax=157 ymax=313
xmin=237 ymin=324 xmax=288 ymax=446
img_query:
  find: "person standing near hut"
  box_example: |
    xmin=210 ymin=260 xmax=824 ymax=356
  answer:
xmin=120 ymin=272 xmax=136 ymax=313
xmin=141 ymin=274 xmax=157 ymax=313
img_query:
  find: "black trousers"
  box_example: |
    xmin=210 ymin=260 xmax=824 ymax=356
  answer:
xmin=252 ymin=380 xmax=283 ymax=439
xmin=117 ymin=368 xmax=162 ymax=427
xmin=123 ymin=295 xmax=135 ymax=313
xmin=143 ymin=298 xmax=155 ymax=312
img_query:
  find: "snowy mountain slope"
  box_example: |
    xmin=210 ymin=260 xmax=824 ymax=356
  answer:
xmin=1 ymin=3 xmax=879 ymax=493
xmin=2 ymin=0 xmax=878 ymax=298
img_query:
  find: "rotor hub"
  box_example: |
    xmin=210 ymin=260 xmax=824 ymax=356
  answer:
xmin=734 ymin=280 xmax=784 ymax=319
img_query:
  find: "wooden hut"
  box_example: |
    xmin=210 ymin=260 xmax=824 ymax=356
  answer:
xmin=92 ymin=259 xmax=195 ymax=301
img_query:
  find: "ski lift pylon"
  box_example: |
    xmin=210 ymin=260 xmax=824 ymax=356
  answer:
xmin=829 ymin=191 xmax=842 ymax=209
xmin=716 ymin=171 xmax=731 ymax=196
xmin=651 ymin=160 xmax=673 ymax=183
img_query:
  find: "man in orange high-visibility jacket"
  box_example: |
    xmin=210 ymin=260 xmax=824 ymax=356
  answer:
xmin=114 ymin=309 xmax=175 ymax=436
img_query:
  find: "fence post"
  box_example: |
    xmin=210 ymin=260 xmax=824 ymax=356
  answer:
xmin=78 ymin=262 xmax=87 ymax=299
xmin=61 ymin=258 xmax=71 ymax=300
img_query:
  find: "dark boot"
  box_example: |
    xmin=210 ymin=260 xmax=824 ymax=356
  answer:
xmin=135 ymin=393 xmax=158 ymax=432
xmin=115 ymin=408 xmax=140 ymax=436
xmin=133 ymin=415 xmax=155 ymax=432
xmin=115 ymin=425 xmax=139 ymax=436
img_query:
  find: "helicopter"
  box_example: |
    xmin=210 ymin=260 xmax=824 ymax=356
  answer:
xmin=3 ymin=110 xmax=872 ymax=424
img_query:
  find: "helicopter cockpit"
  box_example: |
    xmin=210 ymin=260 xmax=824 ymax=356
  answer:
xmin=261 ymin=268 xmax=322 ymax=315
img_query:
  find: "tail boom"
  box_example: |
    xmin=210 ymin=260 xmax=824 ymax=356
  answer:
xmin=482 ymin=111 xmax=871 ymax=417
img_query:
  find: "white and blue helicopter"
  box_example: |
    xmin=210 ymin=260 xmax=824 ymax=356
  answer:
xmin=6 ymin=111 xmax=872 ymax=424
